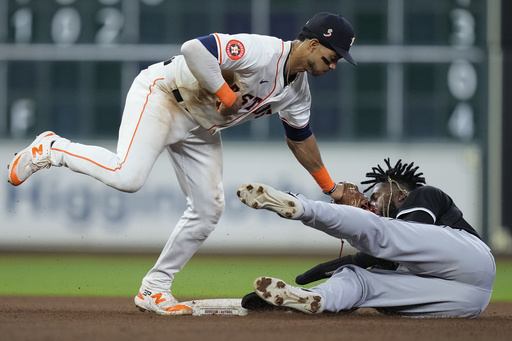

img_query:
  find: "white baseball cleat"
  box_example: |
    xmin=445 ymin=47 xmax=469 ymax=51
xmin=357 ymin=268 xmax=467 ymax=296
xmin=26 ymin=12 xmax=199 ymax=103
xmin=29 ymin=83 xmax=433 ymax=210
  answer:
xmin=236 ymin=183 xmax=304 ymax=219
xmin=253 ymin=276 xmax=324 ymax=314
xmin=134 ymin=285 xmax=193 ymax=316
xmin=7 ymin=131 xmax=60 ymax=186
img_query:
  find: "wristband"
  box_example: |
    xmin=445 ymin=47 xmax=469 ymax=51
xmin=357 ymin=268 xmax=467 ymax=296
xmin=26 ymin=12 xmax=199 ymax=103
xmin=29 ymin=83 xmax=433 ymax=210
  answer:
xmin=310 ymin=166 xmax=336 ymax=194
xmin=323 ymin=182 xmax=338 ymax=195
xmin=215 ymin=82 xmax=237 ymax=108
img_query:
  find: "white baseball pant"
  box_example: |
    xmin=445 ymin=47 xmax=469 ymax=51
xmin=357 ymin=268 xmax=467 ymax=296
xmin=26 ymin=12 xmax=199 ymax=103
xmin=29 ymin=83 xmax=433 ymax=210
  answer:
xmin=50 ymin=63 xmax=225 ymax=291
xmin=296 ymin=196 xmax=495 ymax=317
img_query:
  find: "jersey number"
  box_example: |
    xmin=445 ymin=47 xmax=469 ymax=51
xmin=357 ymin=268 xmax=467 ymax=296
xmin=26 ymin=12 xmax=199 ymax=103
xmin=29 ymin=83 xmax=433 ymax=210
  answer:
xmin=252 ymin=104 xmax=272 ymax=118
xmin=242 ymin=94 xmax=272 ymax=118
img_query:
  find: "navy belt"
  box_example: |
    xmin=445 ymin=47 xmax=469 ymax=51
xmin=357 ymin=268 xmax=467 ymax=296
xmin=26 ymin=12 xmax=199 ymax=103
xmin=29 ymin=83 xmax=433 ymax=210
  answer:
xmin=172 ymin=88 xmax=188 ymax=112
xmin=163 ymin=57 xmax=184 ymax=103
xmin=172 ymin=89 xmax=184 ymax=103
xmin=164 ymin=57 xmax=187 ymax=109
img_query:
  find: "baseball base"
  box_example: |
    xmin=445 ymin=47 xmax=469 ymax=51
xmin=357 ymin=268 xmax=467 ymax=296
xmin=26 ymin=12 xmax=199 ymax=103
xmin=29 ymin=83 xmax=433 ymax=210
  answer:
xmin=179 ymin=298 xmax=248 ymax=316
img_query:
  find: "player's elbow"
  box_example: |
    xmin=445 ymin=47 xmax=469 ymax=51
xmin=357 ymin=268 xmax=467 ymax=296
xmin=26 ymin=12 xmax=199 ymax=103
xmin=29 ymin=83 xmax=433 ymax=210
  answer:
xmin=181 ymin=39 xmax=200 ymax=58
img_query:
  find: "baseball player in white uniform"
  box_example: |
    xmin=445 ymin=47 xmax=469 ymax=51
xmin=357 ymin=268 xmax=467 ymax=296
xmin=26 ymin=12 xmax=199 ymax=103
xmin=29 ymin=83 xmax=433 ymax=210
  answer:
xmin=237 ymin=159 xmax=496 ymax=318
xmin=7 ymin=13 xmax=357 ymax=315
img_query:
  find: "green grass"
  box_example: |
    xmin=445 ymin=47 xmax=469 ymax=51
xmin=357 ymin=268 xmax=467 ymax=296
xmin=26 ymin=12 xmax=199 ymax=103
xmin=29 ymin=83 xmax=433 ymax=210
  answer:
xmin=491 ymin=258 xmax=512 ymax=301
xmin=0 ymin=253 xmax=510 ymax=301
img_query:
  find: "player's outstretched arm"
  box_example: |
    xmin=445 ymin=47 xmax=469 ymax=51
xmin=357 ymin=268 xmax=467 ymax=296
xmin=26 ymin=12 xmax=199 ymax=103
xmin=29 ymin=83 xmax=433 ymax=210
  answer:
xmin=285 ymin=134 xmax=323 ymax=172
xmin=295 ymin=252 xmax=392 ymax=285
xmin=295 ymin=255 xmax=358 ymax=285
xmin=285 ymin=134 xmax=343 ymax=200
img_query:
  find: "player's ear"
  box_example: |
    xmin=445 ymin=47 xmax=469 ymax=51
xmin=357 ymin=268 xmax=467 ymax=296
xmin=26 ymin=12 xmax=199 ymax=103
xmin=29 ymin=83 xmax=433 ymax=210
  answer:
xmin=397 ymin=191 xmax=407 ymax=202
xmin=308 ymin=38 xmax=320 ymax=50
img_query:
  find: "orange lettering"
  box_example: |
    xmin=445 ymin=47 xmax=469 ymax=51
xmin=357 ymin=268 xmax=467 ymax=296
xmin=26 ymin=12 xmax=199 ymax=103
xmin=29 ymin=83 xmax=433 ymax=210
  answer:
xmin=31 ymin=144 xmax=44 ymax=158
xmin=151 ymin=293 xmax=166 ymax=304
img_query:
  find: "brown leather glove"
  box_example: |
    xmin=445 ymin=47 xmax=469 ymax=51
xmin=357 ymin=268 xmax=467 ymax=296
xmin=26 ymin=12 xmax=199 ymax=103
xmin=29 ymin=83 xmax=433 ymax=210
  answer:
xmin=332 ymin=181 xmax=376 ymax=213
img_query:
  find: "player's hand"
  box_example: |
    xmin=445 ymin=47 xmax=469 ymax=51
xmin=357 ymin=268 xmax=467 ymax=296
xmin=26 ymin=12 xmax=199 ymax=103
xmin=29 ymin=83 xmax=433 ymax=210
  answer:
xmin=329 ymin=184 xmax=345 ymax=202
xmin=216 ymin=91 xmax=243 ymax=117
xmin=331 ymin=181 xmax=377 ymax=213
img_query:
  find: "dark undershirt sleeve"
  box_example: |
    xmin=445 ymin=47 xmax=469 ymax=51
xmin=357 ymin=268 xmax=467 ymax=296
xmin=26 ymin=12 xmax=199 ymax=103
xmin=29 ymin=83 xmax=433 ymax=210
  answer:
xmin=281 ymin=121 xmax=313 ymax=141
xmin=197 ymin=35 xmax=218 ymax=59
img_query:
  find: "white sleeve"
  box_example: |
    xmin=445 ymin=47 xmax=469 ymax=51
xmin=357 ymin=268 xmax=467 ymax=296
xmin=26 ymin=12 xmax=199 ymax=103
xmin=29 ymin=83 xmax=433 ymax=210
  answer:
xmin=278 ymin=74 xmax=312 ymax=128
xmin=181 ymin=38 xmax=225 ymax=93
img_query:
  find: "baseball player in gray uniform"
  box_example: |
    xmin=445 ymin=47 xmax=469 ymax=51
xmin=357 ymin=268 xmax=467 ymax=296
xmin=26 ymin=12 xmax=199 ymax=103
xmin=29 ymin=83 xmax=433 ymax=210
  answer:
xmin=237 ymin=159 xmax=496 ymax=318
xmin=7 ymin=13 xmax=356 ymax=315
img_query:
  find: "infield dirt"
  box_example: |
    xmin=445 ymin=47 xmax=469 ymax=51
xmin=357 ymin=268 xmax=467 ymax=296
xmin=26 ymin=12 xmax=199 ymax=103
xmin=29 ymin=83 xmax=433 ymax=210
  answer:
xmin=1 ymin=297 xmax=511 ymax=341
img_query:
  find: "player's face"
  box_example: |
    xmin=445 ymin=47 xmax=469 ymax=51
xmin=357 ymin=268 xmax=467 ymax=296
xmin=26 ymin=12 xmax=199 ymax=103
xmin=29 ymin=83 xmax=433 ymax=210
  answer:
xmin=369 ymin=183 xmax=400 ymax=218
xmin=307 ymin=43 xmax=341 ymax=76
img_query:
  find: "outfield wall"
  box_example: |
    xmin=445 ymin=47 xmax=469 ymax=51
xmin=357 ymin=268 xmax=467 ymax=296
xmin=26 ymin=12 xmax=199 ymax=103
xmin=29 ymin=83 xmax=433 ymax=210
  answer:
xmin=0 ymin=139 xmax=482 ymax=255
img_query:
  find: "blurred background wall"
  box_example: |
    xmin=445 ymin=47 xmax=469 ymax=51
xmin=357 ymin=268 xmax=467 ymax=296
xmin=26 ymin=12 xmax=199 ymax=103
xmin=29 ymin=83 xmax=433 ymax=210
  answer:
xmin=0 ymin=0 xmax=509 ymax=254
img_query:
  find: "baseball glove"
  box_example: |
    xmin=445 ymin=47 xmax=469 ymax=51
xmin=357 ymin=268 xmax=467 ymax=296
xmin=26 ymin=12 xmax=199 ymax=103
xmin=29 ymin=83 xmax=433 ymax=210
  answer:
xmin=333 ymin=181 xmax=376 ymax=213
xmin=295 ymin=252 xmax=399 ymax=285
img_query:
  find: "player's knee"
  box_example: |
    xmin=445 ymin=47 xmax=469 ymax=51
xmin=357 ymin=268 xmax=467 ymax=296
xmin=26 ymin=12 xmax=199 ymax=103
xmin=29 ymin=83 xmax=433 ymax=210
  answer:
xmin=108 ymin=173 xmax=146 ymax=193
xmin=190 ymin=198 xmax=224 ymax=241
xmin=114 ymin=182 xmax=143 ymax=193
xmin=194 ymin=193 xmax=225 ymax=223
xmin=201 ymin=193 xmax=225 ymax=221
xmin=193 ymin=223 xmax=216 ymax=241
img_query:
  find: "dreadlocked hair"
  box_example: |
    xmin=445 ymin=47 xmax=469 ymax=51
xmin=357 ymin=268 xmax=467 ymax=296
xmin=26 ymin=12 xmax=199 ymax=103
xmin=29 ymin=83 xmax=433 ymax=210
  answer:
xmin=361 ymin=158 xmax=426 ymax=194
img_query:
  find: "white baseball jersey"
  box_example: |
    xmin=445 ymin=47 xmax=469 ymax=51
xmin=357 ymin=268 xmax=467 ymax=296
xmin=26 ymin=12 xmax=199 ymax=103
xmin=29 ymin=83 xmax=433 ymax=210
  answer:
xmin=161 ymin=33 xmax=312 ymax=133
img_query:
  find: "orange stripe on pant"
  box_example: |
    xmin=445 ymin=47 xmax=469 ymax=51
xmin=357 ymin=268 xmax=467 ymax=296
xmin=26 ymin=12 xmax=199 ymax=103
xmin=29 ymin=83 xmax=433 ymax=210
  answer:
xmin=51 ymin=77 xmax=164 ymax=171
